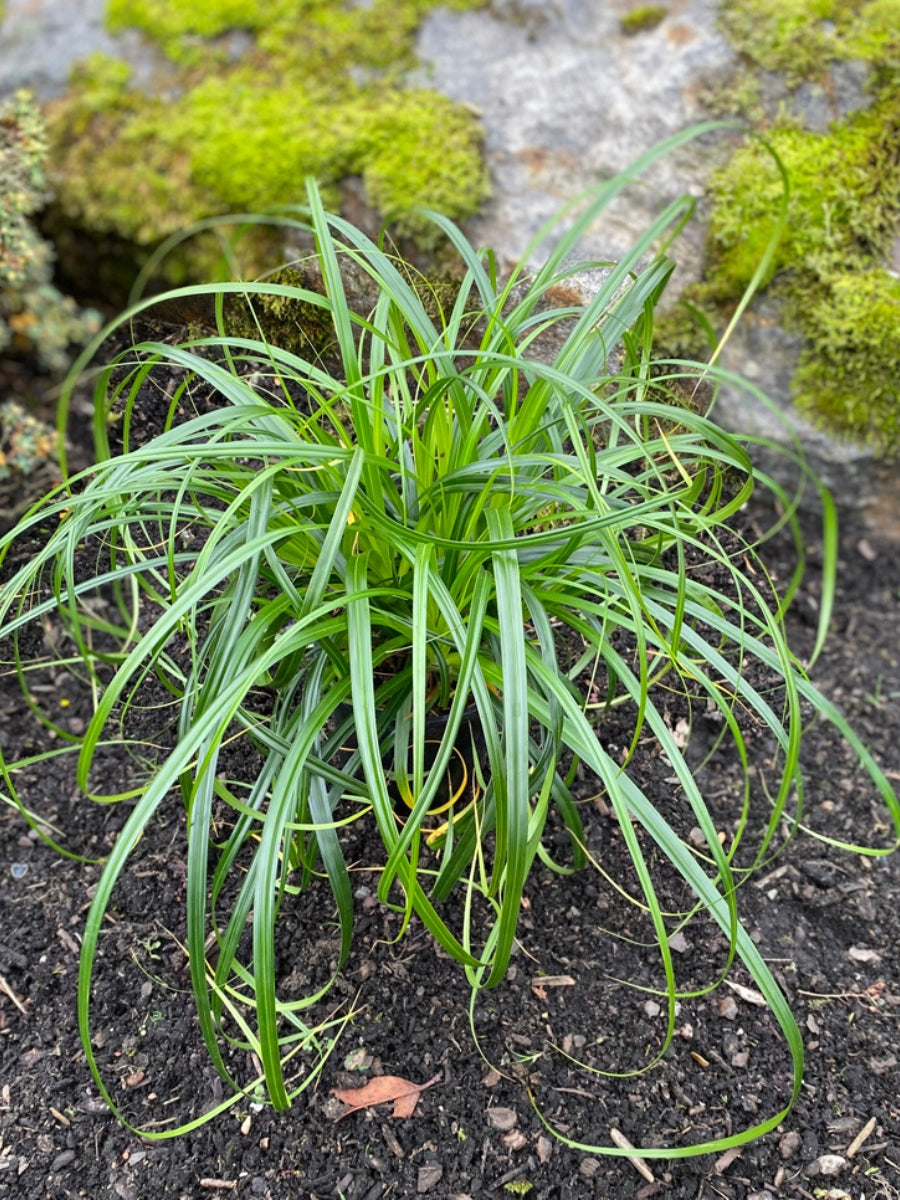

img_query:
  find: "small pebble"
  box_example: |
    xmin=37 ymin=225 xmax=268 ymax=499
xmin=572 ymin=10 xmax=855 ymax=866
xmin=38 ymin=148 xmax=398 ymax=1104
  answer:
xmin=807 ymin=1154 xmax=847 ymax=1177
xmin=417 ymin=1162 xmax=443 ymax=1193
xmin=778 ymin=1131 xmax=801 ymax=1160
xmin=50 ymin=1151 xmax=75 ymax=1172
xmin=485 ymin=1106 xmax=517 ymax=1131
xmin=643 ymin=1000 xmax=661 ymax=1018
xmin=717 ymin=996 xmax=739 ymax=1020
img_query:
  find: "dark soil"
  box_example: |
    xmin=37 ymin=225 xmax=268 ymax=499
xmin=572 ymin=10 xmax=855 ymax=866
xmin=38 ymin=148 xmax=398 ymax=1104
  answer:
xmin=2 ymin=341 xmax=899 ymax=1200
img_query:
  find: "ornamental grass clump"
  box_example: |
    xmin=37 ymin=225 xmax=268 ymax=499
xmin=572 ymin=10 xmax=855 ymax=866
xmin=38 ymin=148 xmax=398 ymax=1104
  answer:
xmin=1 ymin=125 xmax=897 ymax=1153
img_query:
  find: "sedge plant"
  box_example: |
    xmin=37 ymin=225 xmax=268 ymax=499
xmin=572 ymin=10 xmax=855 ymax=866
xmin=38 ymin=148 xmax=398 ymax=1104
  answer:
xmin=1 ymin=125 xmax=897 ymax=1153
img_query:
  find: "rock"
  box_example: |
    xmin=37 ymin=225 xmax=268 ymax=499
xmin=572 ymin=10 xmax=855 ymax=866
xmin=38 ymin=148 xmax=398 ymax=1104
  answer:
xmin=807 ymin=1154 xmax=847 ymax=1177
xmin=668 ymin=930 xmax=690 ymax=954
xmin=416 ymin=0 xmax=732 ymax=285
xmin=778 ymin=1130 xmax=801 ymax=1160
xmin=417 ymin=1162 xmax=444 ymax=1193
xmin=486 ymin=1106 xmax=518 ymax=1131
xmin=0 ymin=0 xmax=163 ymax=101
xmin=4 ymin=0 xmax=897 ymax=529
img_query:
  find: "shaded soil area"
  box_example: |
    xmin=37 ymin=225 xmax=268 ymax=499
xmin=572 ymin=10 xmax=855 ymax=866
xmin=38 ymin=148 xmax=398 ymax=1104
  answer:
xmin=1 ymin=347 xmax=899 ymax=1200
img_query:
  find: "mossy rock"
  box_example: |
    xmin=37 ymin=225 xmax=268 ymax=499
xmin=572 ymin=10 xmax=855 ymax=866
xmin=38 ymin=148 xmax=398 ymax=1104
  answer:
xmin=620 ymin=7 xmax=669 ymax=36
xmin=720 ymin=0 xmax=900 ymax=83
xmin=45 ymin=1 xmax=490 ymax=294
xmin=793 ymin=269 xmax=900 ymax=453
xmin=663 ymin=0 xmax=900 ymax=457
xmin=705 ymin=101 xmax=900 ymax=296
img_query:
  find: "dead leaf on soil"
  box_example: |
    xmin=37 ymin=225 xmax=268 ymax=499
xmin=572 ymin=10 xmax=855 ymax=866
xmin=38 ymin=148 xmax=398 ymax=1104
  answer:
xmin=530 ymin=974 xmax=575 ymax=999
xmin=330 ymin=1072 xmax=441 ymax=1120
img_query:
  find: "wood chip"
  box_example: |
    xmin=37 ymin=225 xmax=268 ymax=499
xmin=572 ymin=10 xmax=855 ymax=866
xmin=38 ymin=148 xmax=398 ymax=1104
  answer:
xmin=57 ymin=927 xmax=80 ymax=956
xmin=381 ymin=1123 xmax=405 ymax=1159
xmin=530 ymin=975 xmax=575 ymax=993
xmin=724 ymin=979 xmax=767 ymax=1007
xmin=714 ymin=1146 xmax=742 ymax=1174
xmin=610 ymin=1128 xmax=654 ymax=1183
xmin=48 ymin=1107 xmax=71 ymax=1127
xmin=845 ymin=1116 xmax=877 ymax=1159
xmin=0 ymin=973 xmax=28 ymax=1016
xmin=199 ymin=1181 xmax=236 ymax=1190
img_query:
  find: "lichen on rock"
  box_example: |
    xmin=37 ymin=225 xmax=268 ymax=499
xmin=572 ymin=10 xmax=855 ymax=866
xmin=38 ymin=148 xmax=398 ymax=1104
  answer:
xmin=0 ymin=90 xmax=101 ymax=373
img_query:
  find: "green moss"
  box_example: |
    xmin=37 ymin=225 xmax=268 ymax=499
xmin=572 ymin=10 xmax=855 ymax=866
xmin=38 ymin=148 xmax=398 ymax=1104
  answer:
xmin=792 ymin=269 xmax=900 ymax=452
xmin=719 ymin=0 xmax=900 ymax=82
xmin=107 ymin=0 xmax=274 ymax=51
xmin=107 ymin=0 xmax=487 ymax=71
xmin=718 ymin=0 xmax=839 ymax=81
xmin=46 ymin=1 xmax=489 ymax=289
xmin=844 ymin=0 xmax=900 ymax=69
xmin=706 ymin=102 xmax=900 ymax=296
xmin=49 ymin=59 xmax=487 ymax=260
xmin=223 ymin=266 xmax=340 ymax=362
xmin=678 ymin=0 xmax=900 ymax=456
xmin=620 ymin=6 xmax=668 ymax=35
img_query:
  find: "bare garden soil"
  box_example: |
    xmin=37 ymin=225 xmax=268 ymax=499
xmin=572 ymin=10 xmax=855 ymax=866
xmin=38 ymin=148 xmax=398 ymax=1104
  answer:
xmin=1 ymin=344 xmax=900 ymax=1200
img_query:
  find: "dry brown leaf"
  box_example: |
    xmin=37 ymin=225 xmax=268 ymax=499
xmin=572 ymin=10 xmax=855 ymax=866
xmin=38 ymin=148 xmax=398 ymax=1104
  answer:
xmin=331 ymin=1072 xmax=441 ymax=1120
xmin=530 ymin=974 xmax=576 ymax=998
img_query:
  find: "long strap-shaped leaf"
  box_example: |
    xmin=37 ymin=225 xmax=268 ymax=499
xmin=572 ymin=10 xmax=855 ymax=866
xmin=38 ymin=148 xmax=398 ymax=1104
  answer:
xmin=482 ymin=507 xmax=531 ymax=985
xmin=345 ymin=553 xmax=482 ymax=966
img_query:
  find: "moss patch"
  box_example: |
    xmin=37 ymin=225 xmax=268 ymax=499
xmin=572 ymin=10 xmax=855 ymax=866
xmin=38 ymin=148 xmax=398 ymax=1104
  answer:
xmin=793 ymin=269 xmax=900 ymax=452
xmin=620 ymin=6 xmax=668 ymax=36
xmin=47 ymin=0 xmax=490 ymax=286
xmin=705 ymin=101 xmax=900 ymax=296
xmin=720 ymin=0 xmax=900 ymax=81
xmin=660 ymin=0 xmax=900 ymax=456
